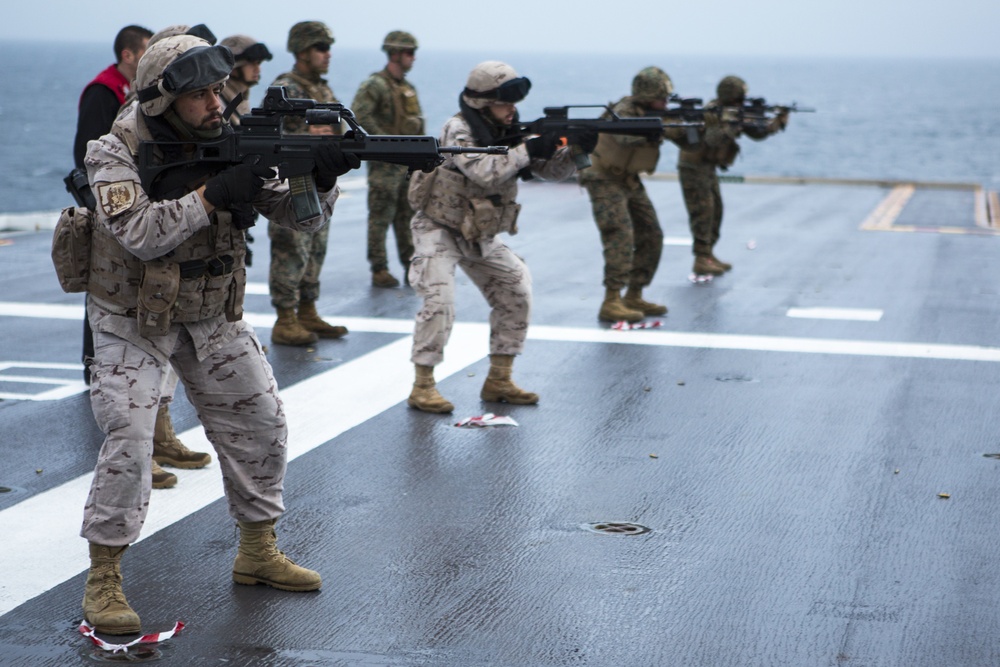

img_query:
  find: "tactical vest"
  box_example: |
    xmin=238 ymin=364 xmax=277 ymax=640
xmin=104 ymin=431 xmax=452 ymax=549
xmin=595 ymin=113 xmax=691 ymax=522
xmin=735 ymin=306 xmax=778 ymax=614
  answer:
xmin=86 ymin=105 xmax=247 ymax=336
xmin=374 ymin=70 xmax=423 ymax=135
xmin=422 ymin=166 xmax=521 ymax=243
xmin=588 ymin=132 xmax=661 ymax=177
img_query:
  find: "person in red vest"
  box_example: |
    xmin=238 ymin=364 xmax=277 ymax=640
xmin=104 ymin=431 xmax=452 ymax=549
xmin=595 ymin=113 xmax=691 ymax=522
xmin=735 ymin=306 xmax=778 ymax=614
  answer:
xmin=73 ymin=25 xmax=153 ymax=169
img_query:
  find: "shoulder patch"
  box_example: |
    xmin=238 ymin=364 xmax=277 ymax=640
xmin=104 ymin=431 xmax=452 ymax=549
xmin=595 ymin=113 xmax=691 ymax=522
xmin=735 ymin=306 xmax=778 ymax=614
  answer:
xmin=97 ymin=181 xmax=138 ymax=218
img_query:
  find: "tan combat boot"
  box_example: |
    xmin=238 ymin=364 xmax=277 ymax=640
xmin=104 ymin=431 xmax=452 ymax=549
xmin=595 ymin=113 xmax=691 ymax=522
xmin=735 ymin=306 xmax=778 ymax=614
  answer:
xmin=693 ymin=254 xmax=725 ymax=276
xmin=271 ymin=307 xmax=319 ymax=347
xmin=624 ymin=287 xmax=668 ymax=316
xmin=598 ymin=288 xmax=644 ymax=323
xmin=480 ymin=354 xmax=539 ymax=405
xmin=710 ymin=252 xmax=732 ymax=271
xmin=371 ymin=269 xmax=400 ymax=288
xmin=232 ymin=519 xmax=322 ymax=592
xmin=407 ymin=364 xmax=454 ymax=413
xmin=297 ymin=301 xmax=348 ymax=339
xmin=151 ymin=461 xmax=177 ymax=489
xmin=153 ymin=405 xmax=211 ymax=469
xmin=82 ymin=544 xmax=141 ymax=635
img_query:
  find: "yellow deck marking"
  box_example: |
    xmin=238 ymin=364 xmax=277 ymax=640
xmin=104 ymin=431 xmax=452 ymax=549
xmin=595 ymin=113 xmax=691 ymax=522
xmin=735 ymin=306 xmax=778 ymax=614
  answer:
xmin=859 ymin=185 xmax=915 ymax=231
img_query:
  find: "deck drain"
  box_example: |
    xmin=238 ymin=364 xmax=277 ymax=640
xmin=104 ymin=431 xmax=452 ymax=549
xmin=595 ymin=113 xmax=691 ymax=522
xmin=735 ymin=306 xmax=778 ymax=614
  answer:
xmin=583 ymin=522 xmax=650 ymax=536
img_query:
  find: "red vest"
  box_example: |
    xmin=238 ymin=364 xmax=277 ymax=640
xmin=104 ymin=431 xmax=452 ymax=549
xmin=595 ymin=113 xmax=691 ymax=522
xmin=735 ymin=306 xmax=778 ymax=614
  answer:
xmin=79 ymin=64 xmax=129 ymax=109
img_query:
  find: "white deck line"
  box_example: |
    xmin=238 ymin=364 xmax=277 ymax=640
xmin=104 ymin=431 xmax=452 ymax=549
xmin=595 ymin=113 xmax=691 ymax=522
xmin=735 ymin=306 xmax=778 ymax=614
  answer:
xmin=786 ymin=307 xmax=884 ymax=322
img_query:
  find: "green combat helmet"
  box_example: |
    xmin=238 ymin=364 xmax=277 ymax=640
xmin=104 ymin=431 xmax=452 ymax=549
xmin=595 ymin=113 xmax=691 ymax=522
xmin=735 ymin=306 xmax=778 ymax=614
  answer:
xmin=631 ymin=66 xmax=674 ymax=102
xmin=717 ymin=75 xmax=748 ymax=104
xmin=382 ymin=30 xmax=417 ymax=53
xmin=287 ymin=21 xmax=334 ymax=54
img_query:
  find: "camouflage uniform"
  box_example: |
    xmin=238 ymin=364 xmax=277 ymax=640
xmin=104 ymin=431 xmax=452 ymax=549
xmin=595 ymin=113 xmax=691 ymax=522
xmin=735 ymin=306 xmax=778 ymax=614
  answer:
xmin=678 ymin=75 xmax=787 ymax=262
xmin=80 ymin=99 xmax=338 ymax=545
xmin=579 ymin=96 xmax=665 ymax=291
xmin=267 ymin=69 xmax=342 ymax=309
xmin=352 ymin=68 xmax=423 ymax=276
xmin=409 ymin=114 xmax=575 ymax=367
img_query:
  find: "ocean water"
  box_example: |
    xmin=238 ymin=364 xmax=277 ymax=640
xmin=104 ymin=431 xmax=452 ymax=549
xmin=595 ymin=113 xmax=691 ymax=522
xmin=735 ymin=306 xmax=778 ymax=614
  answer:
xmin=1 ymin=40 xmax=998 ymax=215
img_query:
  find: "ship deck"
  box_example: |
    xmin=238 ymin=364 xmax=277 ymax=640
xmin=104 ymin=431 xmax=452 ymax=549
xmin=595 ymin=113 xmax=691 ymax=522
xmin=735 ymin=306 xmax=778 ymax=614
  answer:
xmin=1 ymin=172 xmax=999 ymax=666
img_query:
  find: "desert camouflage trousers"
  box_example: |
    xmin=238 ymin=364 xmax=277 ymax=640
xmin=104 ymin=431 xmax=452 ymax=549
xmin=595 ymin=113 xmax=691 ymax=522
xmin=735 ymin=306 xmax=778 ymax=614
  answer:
xmin=81 ymin=322 xmax=287 ymax=546
xmin=268 ymin=220 xmax=330 ymax=309
xmin=367 ymin=162 xmax=415 ymax=272
xmin=582 ymin=176 xmax=663 ymax=290
xmin=678 ymin=163 xmax=723 ymax=256
xmin=409 ymin=214 xmax=531 ymax=367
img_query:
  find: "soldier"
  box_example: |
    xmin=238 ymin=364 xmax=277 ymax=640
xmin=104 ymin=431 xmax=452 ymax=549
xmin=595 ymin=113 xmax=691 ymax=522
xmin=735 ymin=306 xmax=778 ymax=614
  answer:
xmin=77 ymin=34 xmax=358 ymax=634
xmin=406 ymin=61 xmax=582 ymax=414
xmin=351 ymin=30 xmax=423 ymax=288
xmin=219 ymin=34 xmax=273 ymax=126
xmin=679 ymin=75 xmax=789 ymax=275
xmin=580 ymin=67 xmax=689 ymax=323
xmin=73 ymin=23 xmax=211 ymax=490
xmin=267 ymin=21 xmax=348 ymax=346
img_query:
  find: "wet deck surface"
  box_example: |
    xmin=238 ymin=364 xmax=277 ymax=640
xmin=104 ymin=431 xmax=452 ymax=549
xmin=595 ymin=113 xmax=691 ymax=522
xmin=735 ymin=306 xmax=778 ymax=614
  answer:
xmin=1 ymin=175 xmax=999 ymax=666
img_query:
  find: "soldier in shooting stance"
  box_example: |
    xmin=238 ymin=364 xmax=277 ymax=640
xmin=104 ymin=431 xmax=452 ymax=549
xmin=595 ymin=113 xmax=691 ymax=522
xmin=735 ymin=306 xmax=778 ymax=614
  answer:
xmin=267 ymin=21 xmax=349 ymax=346
xmin=406 ymin=61 xmax=579 ymax=414
xmin=351 ymin=31 xmax=424 ymax=289
xmin=76 ymin=34 xmax=358 ymax=634
xmin=219 ymin=34 xmax=273 ymax=126
xmin=73 ymin=24 xmax=214 ymax=490
xmin=580 ymin=67 xmax=690 ymax=324
xmin=679 ymin=75 xmax=789 ymax=275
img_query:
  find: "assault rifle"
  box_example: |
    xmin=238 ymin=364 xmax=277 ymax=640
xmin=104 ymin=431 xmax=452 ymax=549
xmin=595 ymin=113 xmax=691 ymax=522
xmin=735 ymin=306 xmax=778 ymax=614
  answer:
xmin=741 ymin=97 xmax=815 ymax=117
xmin=138 ymin=86 xmax=509 ymax=222
xmin=510 ymin=105 xmax=667 ymax=169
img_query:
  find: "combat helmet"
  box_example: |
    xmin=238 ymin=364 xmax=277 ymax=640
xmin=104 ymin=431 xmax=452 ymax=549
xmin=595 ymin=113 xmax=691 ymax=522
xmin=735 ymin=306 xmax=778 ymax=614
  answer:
xmin=717 ymin=75 xmax=748 ymax=105
xmin=631 ymin=66 xmax=673 ymax=102
xmin=382 ymin=30 xmax=417 ymax=53
xmin=462 ymin=61 xmax=531 ymax=110
xmin=287 ymin=21 xmax=334 ymax=54
xmin=135 ymin=34 xmax=234 ymax=117
xmin=148 ymin=24 xmax=216 ymax=47
xmin=220 ymin=34 xmax=273 ymax=66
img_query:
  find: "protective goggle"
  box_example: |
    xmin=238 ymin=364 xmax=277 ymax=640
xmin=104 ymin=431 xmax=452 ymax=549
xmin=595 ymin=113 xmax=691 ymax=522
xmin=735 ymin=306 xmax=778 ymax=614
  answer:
xmin=463 ymin=76 xmax=532 ymax=104
xmin=137 ymin=45 xmax=235 ymax=104
xmin=239 ymin=43 xmax=273 ymax=63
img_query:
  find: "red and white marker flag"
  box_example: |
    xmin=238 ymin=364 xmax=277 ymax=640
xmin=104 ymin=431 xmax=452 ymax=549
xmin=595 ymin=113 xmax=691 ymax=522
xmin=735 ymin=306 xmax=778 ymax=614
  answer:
xmin=454 ymin=413 xmax=519 ymax=428
xmin=611 ymin=320 xmax=663 ymax=331
xmin=78 ymin=620 xmax=184 ymax=653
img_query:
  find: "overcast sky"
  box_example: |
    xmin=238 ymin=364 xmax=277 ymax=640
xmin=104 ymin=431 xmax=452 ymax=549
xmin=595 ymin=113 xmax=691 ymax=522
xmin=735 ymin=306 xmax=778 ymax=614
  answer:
xmin=5 ymin=0 xmax=999 ymax=59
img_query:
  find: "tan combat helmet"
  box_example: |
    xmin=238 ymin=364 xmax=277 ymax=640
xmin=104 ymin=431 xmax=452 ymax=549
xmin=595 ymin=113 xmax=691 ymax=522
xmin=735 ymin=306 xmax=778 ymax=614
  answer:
xmin=461 ymin=61 xmax=531 ymax=109
xmin=287 ymin=21 xmax=334 ymax=54
xmin=135 ymin=34 xmax=234 ymax=117
xmin=382 ymin=30 xmax=417 ymax=53
xmin=220 ymin=35 xmax=273 ymax=67
xmin=148 ymin=24 xmax=216 ymax=47
xmin=631 ymin=66 xmax=674 ymax=102
xmin=717 ymin=75 xmax=748 ymax=105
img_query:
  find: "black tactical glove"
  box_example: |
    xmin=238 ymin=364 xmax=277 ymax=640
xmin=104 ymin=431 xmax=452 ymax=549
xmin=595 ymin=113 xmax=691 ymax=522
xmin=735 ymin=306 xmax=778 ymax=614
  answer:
xmin=575 ymin=129 xmax=599 ymax=154
xmin=229 ymin=203 xmax=258 ymax=231
xmin=315 ymin=142 xmax=361 ymax=190
xmin=203 ymin=164 xmax=276 ymax=211
xmin=526 ymin=132 xmax=560 ymax=160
